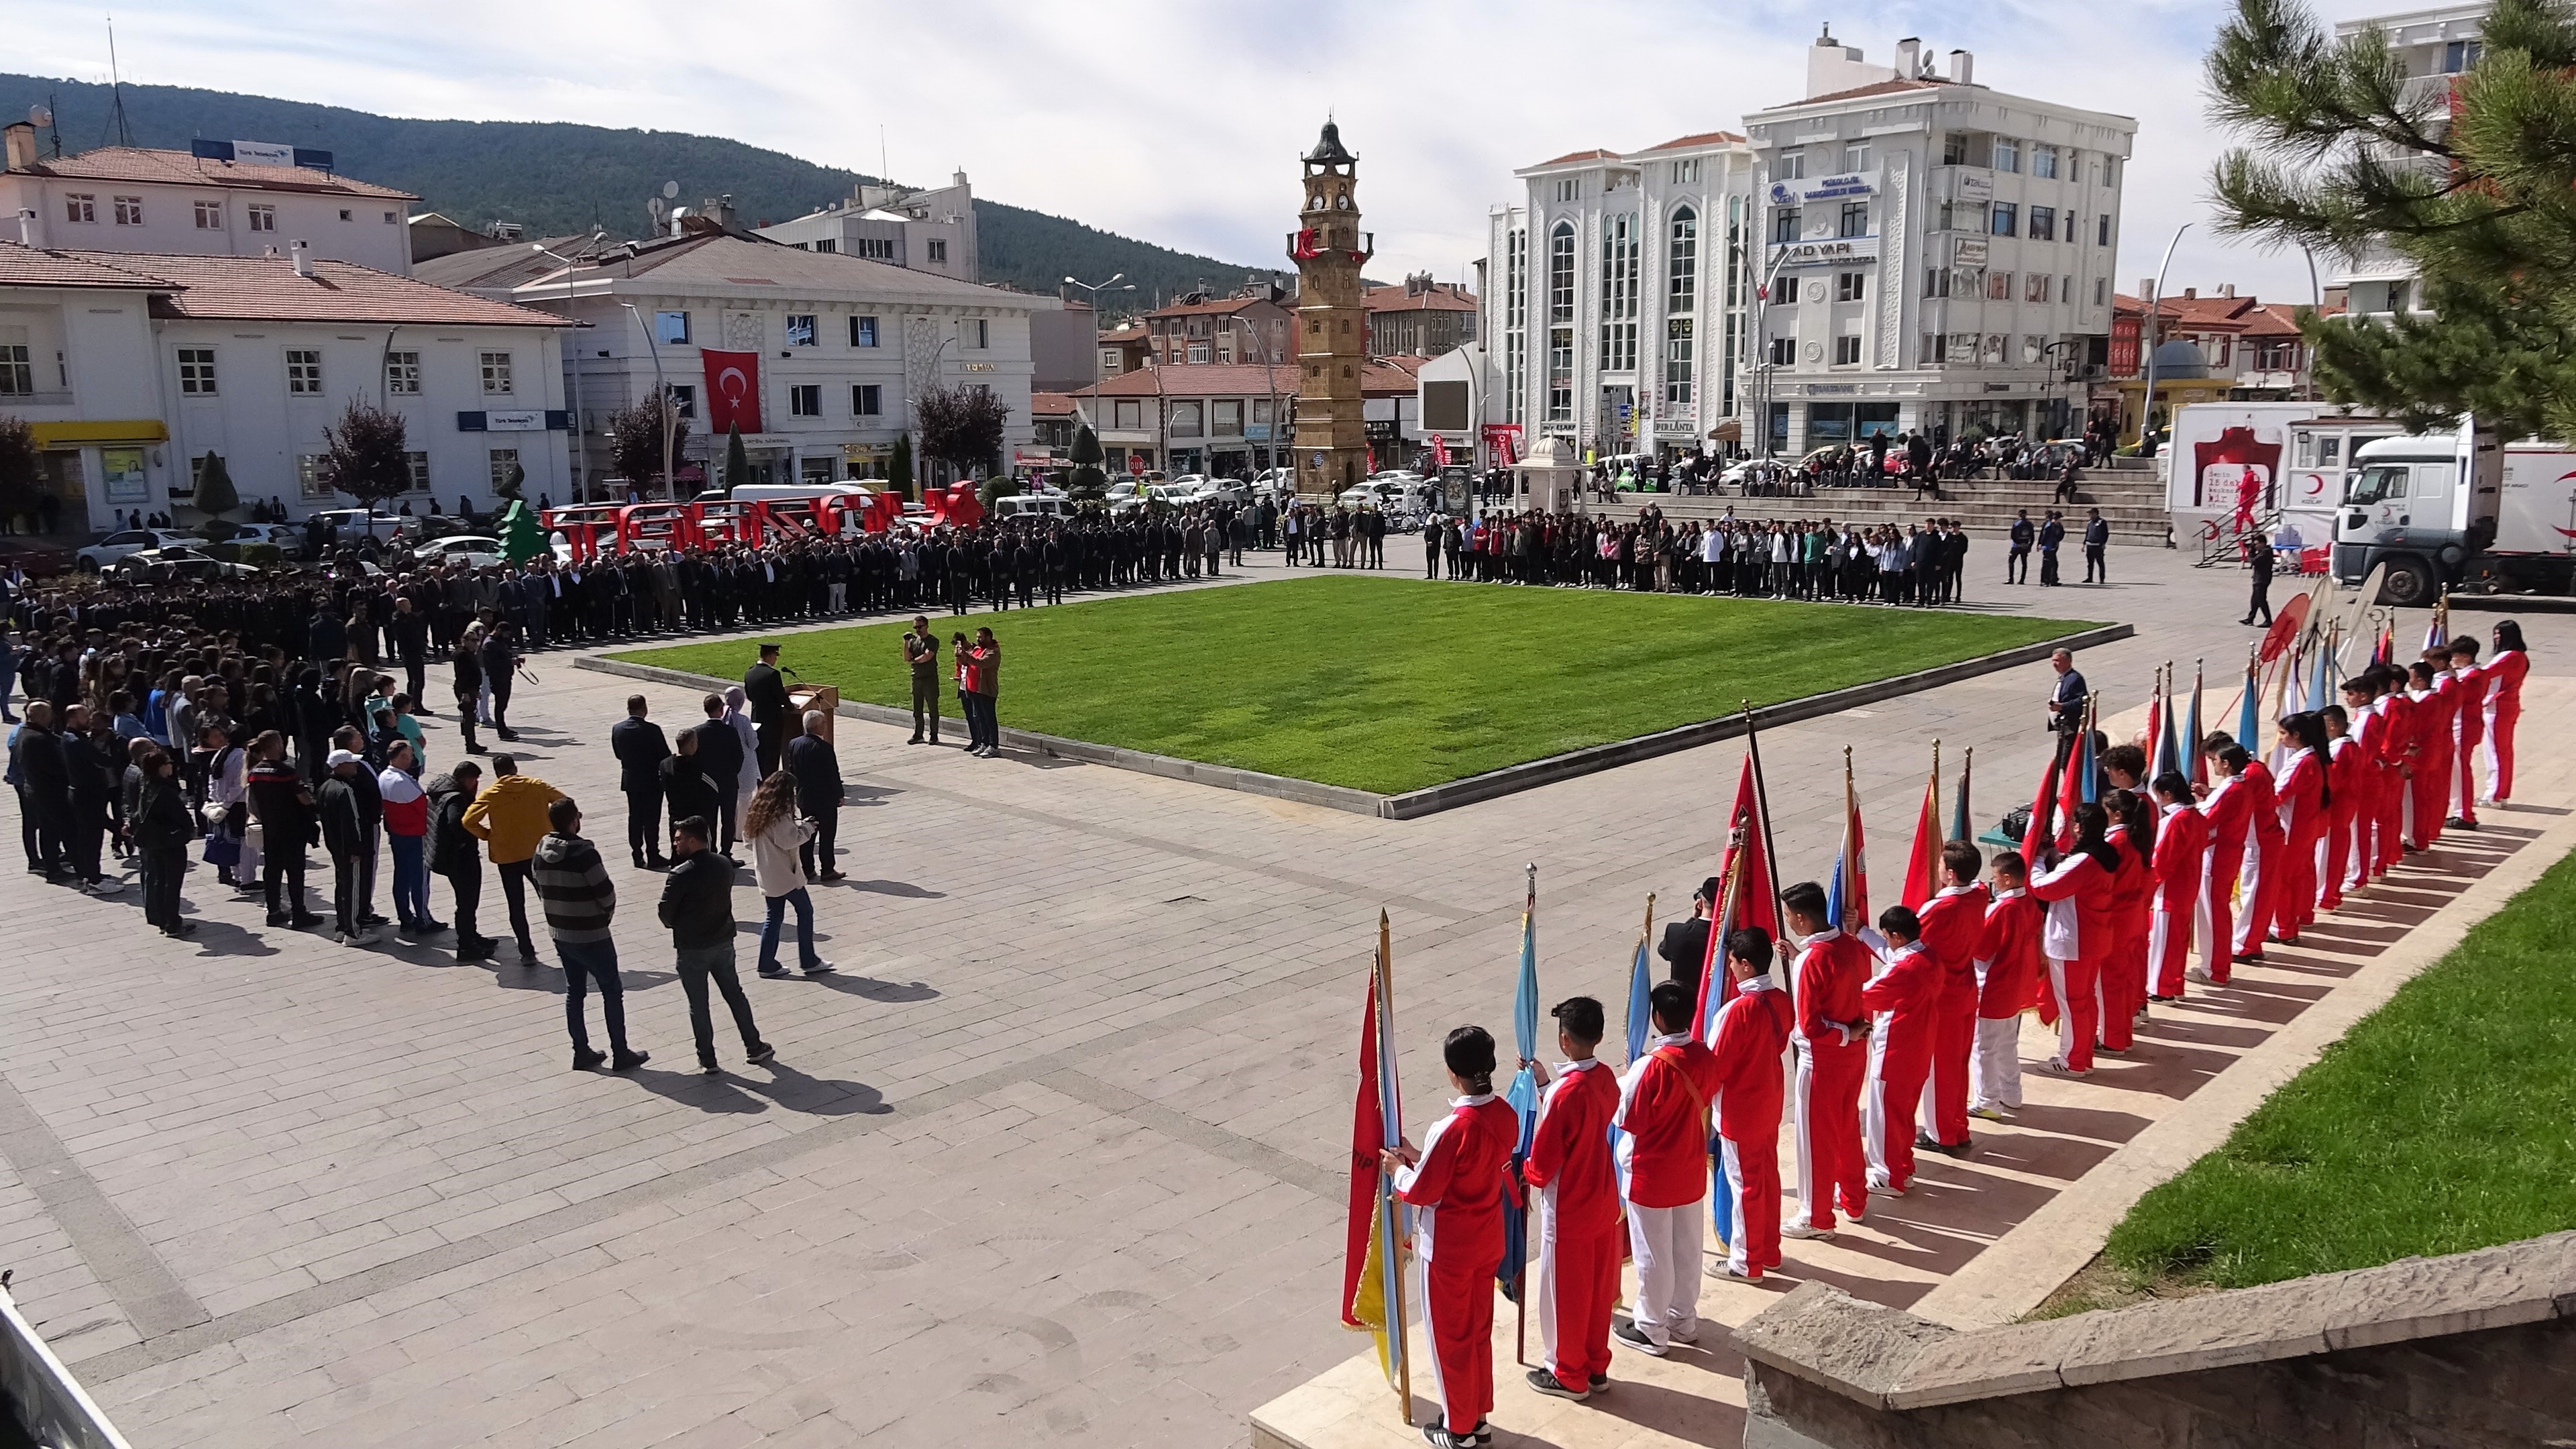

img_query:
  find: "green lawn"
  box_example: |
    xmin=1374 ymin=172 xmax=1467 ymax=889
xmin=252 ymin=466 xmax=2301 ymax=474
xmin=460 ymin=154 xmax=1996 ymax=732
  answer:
xmin=2098 ymin=844 xmax=2576 ymax=1293
xmin=610 ymin=576 xmax=2096 ymax=795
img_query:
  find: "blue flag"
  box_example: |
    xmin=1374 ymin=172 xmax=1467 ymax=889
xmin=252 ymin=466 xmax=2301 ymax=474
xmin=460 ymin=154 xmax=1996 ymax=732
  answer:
xmin=2236 ymin=659 xmax=2261 ymax=751
xmin=1500 ymin=897 xmax=1539 ymax=1294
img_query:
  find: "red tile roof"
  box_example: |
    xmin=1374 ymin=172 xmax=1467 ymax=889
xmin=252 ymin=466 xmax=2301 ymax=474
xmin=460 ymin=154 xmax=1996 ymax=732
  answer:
xmin=58 ymin=250 xmax=572 ymax=327
xmin=1792 ymin=77 xmax=1947 ymax=106
xmin=1364 ymin=283 xmax=1477 ymax=314
xmin=1145 ymin=294 xmax=1278 ymax=319
xmin=1537 ymin=148 xmax=1621 ymax=167
xmin=0 ymin=241 xmax=164 ymax=290
xmin=1638 ymin=130 xmax=1746 ymax=152
xmin=1085 ymin=360 xmax=1416 ymax=398
xmin=1030 ymin=391 xmax=1077 ymax=417
xmin=16 ymin=146 xmax=415 ymax=200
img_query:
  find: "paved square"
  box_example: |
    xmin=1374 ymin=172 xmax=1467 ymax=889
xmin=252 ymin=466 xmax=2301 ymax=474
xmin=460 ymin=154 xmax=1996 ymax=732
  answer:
xmin=0 ymin=545 xmax=2562 ymax=1448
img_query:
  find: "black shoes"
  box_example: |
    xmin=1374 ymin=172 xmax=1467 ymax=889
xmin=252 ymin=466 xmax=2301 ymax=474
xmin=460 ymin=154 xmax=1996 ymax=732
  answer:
xmin=610 ymin=1050 xmax=649 ymax=1072
xmin=747 ymin=1044 xmax=775 ymax=1065
xmin=573 ymin=1048 xmax=607 ymax=1071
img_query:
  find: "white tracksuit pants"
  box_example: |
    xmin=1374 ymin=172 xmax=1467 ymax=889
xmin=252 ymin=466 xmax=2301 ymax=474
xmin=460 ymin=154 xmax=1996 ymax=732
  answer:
xmin=1969 ymin=1015 xmax=2024 ymax=1112
xmin=1622 ymin=1199 xmax=1702 ymax=1348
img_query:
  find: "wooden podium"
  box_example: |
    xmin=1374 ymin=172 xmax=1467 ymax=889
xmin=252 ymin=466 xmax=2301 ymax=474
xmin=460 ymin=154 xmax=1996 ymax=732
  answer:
xmin=787 ymin=685 xmax=841 ymax=745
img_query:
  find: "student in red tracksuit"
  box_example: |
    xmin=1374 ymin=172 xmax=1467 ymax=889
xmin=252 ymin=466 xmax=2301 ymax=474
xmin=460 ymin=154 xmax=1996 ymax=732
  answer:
xmin=1779 ymin=881 xmax=1872 ymax=1239
xmin=2193 ymin=741 xmax=2256 ymax=983
xmin=2271 ymin=713 xmax=2330 ymax=942
xmin=1858 ymin=906 xmax=1943 ymax=1195
xmin=2481 ymin=621 xmax=2527 ymax=804
xmin=1970 ymin=851 xmax=2043 ymax=1118
xmin=2231 ymin=746 xmax=2284 ymax=961
xmin=1385 ymin=1026 xmax=1519 ymax=1449
xmin=2031 ymin=802 xmax=2121 ymax=1075
xmin=2373 ymin=667 xmax=2415 ymax=871
xmin=1613 ymin=981 xmax=1720 ymax=1356
xmin=1521 ymin=998 xmax=1621 ymax=1403
xmin=1707 ymin=928 xmax=1794 ymax=1280
xmin=2148 ymin=773 xmax=2210 ymax=1000
xmin=2344 ymin=678 xmax=2392 ymax=886
xmin=2098 ymin=791 xmax=2155 ymax=1050
xmin=2320 ymin=702 xmax=2366 ymax=911
xmin=2408 ymin=659 xmax=2454 ymax=851
xmin=1914 ymin=842 xmax=1989 ymax=1156
xmin=2448 ymin=639 xmax=2487 ymax=826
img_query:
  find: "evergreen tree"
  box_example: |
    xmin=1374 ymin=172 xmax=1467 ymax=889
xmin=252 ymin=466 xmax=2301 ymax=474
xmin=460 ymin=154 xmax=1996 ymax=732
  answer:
xmin=721 ymin=425 xmax=751 ymax=494
xmin=889 ymin=435 xmax=916 ymax=498
xmin=1067 ymin=421 xmax=1108 ymax=502
xmin=192 ymin=451 xmax=241 ymax=522
xmin=498 ymin=499 xmax=546 ymax=563
xmin=2208 ymin=0 xmax=2576 ymax=437
xmin=0 ymin=417 xmax=46 ymax=527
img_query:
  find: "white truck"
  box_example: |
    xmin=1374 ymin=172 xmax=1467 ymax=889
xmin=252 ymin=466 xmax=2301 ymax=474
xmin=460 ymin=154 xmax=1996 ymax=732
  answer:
xmin=2337 ymin=425 xmax=2576 ymax=604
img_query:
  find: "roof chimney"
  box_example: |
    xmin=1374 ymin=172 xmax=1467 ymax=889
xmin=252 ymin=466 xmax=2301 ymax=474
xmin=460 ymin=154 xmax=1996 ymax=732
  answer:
xmin=290 ymin=239 xmax=313 ymax=277
xmin=2218 ymin=282 xmax=2237 ymax=299
xmin=2182 ymin=286 xmax=2197 ymax=301
xmin=1895 ymin=38 xmax=1922 ymax=77
xmin=15 ymin=208 xmax=36 ymax=246
xmin=3 ymin=123 xmax=34 ymax=173
xmin=2139 ymin=276 xmax=2157 ymax=302
xmin=1949 ymin=48 xmax=1974 ymax=84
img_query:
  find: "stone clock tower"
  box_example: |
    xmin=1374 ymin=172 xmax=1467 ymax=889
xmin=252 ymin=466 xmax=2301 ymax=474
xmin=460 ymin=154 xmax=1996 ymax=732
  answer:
xmin=1289 ymin=119 xmax=1373 ymax=502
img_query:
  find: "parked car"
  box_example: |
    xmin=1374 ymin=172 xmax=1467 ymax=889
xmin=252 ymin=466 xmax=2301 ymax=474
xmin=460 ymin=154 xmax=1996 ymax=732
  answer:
xmin=310 ymin=508 xmax=408 ymax=538
xmin=199 ymin=521 xmax=303 ymax=551
xmin=991 ymin=495 xmax=1074 ymax=523
xmin=411 ymin=534 xmax=508 ymax=568
xmin=76 ymin=528 xmax=202 ymax=572
xmin=106 ymin=546 xmax=262 ymax=582
xmin=0 ymin=536 xmax=76 ymax=578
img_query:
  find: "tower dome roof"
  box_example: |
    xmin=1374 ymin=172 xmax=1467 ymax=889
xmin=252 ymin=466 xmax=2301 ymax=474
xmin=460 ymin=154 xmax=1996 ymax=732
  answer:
xmin=1305 ymin=119 xmax=1356 ymax=166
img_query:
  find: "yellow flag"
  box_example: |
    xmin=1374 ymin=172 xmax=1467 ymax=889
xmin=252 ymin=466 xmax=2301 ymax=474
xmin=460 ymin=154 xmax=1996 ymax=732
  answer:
xmin=1347 ymin=1195 xmax=1399 ymax=1387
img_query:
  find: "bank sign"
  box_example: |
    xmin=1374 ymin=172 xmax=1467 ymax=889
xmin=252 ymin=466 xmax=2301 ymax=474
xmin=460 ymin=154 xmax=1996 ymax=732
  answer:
xmin=1768 ymin=172 xmax=1876 ymax=207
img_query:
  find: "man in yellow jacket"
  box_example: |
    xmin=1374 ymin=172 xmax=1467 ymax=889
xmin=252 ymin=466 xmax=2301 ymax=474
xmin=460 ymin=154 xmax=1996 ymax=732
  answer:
xmin=462 ymin=753 xmax=565 ymax=965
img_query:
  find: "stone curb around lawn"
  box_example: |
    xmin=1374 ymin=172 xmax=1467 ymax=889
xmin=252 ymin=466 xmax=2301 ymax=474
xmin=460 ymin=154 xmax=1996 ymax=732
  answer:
xmin=578 ymin=621 xmax=2130 ymax=820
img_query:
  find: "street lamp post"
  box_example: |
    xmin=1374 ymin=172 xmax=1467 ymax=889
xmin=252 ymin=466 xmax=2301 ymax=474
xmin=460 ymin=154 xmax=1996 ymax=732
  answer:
xmin=532 ymin=237 xmax=600 ymax=501
xmin=1228 ymin=315 xmax=1280 ymax=479
xmin=619 ymin=302 xmax=675 ymax=501
xmin=1063 ymin=273 xmax=1136 ymax=474
xmin=1743 ymin=238 xmax=1799 ymax=472
xmin=2139 ymin=223 xmax=2191 ymax=457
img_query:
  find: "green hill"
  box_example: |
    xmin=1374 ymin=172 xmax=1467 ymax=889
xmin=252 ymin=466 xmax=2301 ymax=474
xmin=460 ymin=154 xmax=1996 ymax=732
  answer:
xmin=0 ymin=74 xmax=1291 ymax=310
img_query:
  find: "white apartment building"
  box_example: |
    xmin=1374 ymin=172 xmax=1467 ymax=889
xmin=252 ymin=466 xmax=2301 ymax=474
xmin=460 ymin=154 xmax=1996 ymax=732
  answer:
xmin=756 ymin=173 xmax=980 ymax=285
xmin=2328 ymin=4 xmax=2489 ymax=317
xmin=510 ymin=230 xmax=1050 ymax=491
xmin=1742 ymin=32 xmax=2134 ymax=453
xmin=1483 ymin=131 xmax=1760 ymax=461
xmin=1 ymin=125 xmax=417 ymax=276
xmin=0 ymin=239 xmax=572 ymax=531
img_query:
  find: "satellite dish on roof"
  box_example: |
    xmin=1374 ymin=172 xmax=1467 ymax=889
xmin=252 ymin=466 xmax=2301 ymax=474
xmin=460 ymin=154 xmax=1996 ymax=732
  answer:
xmin=28 ymin=105 xmax=51 ymax=127
xmin=648 ymin=197 xmax=665 ymax=221
xmin=661 ymin=180 xmax=680 ymax=200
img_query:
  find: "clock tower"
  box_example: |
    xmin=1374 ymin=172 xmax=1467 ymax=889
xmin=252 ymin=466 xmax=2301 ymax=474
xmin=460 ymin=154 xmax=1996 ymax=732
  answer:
xmin=1289 ymin=119 xmax=1373 ymax=502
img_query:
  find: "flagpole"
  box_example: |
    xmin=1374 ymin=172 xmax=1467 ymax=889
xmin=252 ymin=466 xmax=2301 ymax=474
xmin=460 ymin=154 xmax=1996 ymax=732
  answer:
xmin=1375 ymin=910 xmax=1411 ymax=1424
xmin=1515 ymin=863 xmax=1534 ymax=1370
xmin=1739 ymin=700 xmax=1791 ymax=975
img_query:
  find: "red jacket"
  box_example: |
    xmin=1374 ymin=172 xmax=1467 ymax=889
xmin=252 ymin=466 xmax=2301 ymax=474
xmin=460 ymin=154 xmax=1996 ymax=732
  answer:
xmin=1917 ymin=883 xmax=1990 ymax=1010
xmin=2276 ymin=749 xmax=2326 ymax=841
xmin=1707 ymin=983 xmax=1792 ymax=1144
xmin=1858 ymin=940 xmax=1943 ymax=1059
xmin=2326 ymin=736 xmax=2367 ymax=818
xmin=2031 ymin=849 xmax=2116 ymax=961
xmin=1792 ymin=929 xmax=1872 ymax=1059
xmin=2200 ymin=773 xmax=2254 ymax=857
xmin=1396 ymin=1094 xmax=1519 ymax=1269
xmin=1974 ymin=890 xmax=2045 ymax=1016
xmin=1615 ymin=1037 xmax=1721 ymax=1209
xmin=2241 ymin=759 xmax=2285 ymax=847
xmin=1523 ymin=1061 xmax=1619 ymax=1234
xmin=2152 ymin=804 xmax=2208 ymax=911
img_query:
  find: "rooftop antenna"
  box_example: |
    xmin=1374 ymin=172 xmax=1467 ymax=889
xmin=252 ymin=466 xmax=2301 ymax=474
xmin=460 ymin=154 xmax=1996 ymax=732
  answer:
xmin=879 ymin=125 xmax=889 ymax=185
xmin=105 ymin=15 xmax=136 ymax=148
xmin=37 ymin=97 xmax=60 ymax=158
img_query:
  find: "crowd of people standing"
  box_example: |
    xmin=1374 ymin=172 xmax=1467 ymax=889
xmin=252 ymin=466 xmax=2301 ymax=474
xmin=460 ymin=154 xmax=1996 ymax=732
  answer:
xmin=1409 ymin=508 xmax=1980 ymax=606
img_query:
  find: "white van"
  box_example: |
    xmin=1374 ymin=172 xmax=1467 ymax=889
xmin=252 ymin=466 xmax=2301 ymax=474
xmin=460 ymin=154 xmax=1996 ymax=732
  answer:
xmin=992 ymin=494 xmax=1073 ymax=522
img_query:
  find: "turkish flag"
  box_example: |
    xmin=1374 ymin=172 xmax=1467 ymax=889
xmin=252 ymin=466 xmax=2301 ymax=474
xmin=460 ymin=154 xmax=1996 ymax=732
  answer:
xmin=700 ymin=349 xmax=763 ymax=435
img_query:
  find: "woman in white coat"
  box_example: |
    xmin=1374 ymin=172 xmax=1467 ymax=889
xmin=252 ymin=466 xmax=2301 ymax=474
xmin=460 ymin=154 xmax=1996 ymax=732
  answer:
xmin=745 ymin=769 xmax=835 ymax=979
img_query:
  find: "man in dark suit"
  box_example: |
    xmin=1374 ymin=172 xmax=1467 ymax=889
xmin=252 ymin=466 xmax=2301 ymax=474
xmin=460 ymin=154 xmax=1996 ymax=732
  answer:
xmin=2037 ymin=511 xmax=2066 ymax=586
xmin=2049 ymin=649 xmax=2090 ymax=743
xmin=784 ymin=710 xmax=846 ymax=881
xmin=1656 ymin=876 xmax=1720 ymax=996
xmin=690 ymin=692 xmax=745 ymax=857
xmin=744 ymin=644 xmax=793 ymax=777
xmin=609 ymin=694 xmax=672 ymax=869
xmin=2082 ymin=508 xmax=2110 ymax=584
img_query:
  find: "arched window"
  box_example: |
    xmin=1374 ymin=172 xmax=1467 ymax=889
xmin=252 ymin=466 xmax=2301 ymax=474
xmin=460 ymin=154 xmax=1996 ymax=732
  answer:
xmin=1667 ymin=206 xmax=1699 ymax=313
xmin=1546 ymin=222 xmax=1575 ymax=324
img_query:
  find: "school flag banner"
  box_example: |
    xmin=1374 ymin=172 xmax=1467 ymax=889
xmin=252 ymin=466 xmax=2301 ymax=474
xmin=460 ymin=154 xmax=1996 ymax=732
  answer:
xmin=1900 ymin=743 xmax=1942 ymax=910
xmin=1500 ymin=869 xmax=1540 ymax=1301
xmin=2184 ymin=661 xmax=2207 ymax=788
xmin=1949 ymin=747 xmax=1974 ymax=844
xmin=1695 ymin=756 xmax=1778 ymax=1038
xmin=2236 ymin=651 xmax=2262 ymax=755
xmin=1344 ymin=914 xmax=1411 ymax=1406
xmin=1827 ymin=749 xmax=1870 ymax=931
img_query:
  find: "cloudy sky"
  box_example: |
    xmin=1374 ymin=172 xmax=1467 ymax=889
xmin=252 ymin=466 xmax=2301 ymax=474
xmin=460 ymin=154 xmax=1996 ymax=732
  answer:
xmin=15 ymin=0 xmax=2402 ymax=302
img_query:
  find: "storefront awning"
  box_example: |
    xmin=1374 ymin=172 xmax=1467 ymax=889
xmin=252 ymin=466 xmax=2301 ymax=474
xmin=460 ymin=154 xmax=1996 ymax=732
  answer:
xmin=30 ymin=420 xmax=168 ymax=447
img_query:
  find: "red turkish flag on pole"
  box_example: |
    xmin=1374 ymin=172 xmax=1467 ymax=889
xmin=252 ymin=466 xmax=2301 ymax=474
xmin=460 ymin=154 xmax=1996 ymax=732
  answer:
xmin=699 ymin=349 xmax=763 ymax=435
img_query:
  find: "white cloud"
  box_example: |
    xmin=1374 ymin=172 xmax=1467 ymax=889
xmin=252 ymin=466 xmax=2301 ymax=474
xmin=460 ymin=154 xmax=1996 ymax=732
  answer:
xmin=14 ymin=0 xmax=2406 ymax=306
